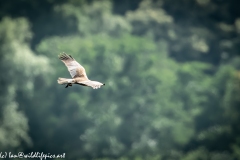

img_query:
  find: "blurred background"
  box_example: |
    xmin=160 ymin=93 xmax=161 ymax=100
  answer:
xmin=0 ymin=0 xmax=240 ymax=159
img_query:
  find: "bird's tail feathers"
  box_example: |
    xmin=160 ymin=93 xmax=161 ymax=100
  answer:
xmin=57 ymin=78 xmax=74 ymax=85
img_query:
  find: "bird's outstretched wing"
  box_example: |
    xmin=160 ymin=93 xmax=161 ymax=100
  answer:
xmin=79 ymin=80 xmax=105 ymax=89
xmin=58 ymin=53 xmax=88 ymax=79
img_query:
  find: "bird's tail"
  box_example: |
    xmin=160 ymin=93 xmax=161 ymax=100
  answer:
xmin=57 ymin=77 xmax=74 ymax=85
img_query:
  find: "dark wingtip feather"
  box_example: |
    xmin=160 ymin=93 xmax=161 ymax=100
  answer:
xmin=58 ymin=52 xmax=73 ymax=60
xmin=58 ymin=52 xmax=64 ymax=59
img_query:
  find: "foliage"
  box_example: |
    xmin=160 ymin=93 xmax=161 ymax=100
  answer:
xmin=0 ymin=17 xmax=51 ymax=151
xmin=0 ymin=0 xmax=239 ymax=160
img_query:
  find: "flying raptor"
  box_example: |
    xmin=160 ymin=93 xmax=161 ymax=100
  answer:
xmin=57 ymin=53 xmax=105 ymax=89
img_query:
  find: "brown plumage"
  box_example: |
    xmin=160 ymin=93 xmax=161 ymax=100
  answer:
xmin=57 ymin=53 xmax=105 ymax=89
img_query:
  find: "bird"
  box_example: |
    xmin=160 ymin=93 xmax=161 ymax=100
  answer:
xmin=57 ymin=53 xmax=105 ymax=89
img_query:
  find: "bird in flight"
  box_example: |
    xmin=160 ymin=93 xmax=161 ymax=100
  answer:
xmin=57 ymin=53 xmax=105 ymax=89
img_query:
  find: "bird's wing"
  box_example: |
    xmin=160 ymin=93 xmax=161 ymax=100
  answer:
xmin=58 ymin=53 xmax=88 ymax=79
xmin=79 ymin=80 xmax=105 ymax=89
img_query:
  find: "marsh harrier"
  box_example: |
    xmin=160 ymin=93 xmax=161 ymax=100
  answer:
xmin=57 ymin=53 xmax=105 ymax=89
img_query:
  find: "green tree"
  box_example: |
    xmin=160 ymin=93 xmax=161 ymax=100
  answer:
xmin=36 ymin=33 xmax=215 ymax=159
xmin=0 ymin=17 xmax=51 ymax=151
xmin=0 ymin=1 xmax=239 ymax=160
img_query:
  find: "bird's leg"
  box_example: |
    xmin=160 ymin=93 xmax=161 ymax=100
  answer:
xmin=65 ymin=83 xmax=72 ymax=88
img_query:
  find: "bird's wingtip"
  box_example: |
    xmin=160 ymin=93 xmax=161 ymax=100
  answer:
xmin=58 ymin=52 xmax=69 ymax=60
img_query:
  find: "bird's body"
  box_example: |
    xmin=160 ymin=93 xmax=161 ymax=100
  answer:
xmin=57 ymin=53 xmax=105 ymax=89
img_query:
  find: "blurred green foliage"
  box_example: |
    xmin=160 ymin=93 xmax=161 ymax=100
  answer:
xmin=0 ymin=0 xmax=240 ymax=160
